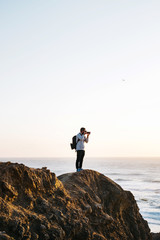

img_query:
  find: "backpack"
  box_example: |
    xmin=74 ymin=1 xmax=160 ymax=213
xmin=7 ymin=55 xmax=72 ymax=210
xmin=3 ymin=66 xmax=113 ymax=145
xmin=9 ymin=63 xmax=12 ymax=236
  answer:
xmin=70 ymin=135 xmax=79 ymax=150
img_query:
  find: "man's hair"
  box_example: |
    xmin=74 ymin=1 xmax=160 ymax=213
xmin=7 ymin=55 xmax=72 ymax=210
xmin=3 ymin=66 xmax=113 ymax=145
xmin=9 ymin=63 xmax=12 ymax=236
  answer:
xmin=80 ymin=127 xmax=85 ymax=133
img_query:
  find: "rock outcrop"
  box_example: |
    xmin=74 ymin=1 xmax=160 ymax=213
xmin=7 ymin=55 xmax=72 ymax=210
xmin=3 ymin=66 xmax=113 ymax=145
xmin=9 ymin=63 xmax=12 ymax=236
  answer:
xmin=152 ymin=233 xmax=160 ymax=240
xmin=0 ymin=162 xmax=152 ymax=240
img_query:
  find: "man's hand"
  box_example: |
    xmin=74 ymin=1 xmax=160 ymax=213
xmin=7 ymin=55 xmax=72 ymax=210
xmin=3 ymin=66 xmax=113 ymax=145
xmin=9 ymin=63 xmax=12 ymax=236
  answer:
xmin=87 ymin=132 xmax=91 ymax=137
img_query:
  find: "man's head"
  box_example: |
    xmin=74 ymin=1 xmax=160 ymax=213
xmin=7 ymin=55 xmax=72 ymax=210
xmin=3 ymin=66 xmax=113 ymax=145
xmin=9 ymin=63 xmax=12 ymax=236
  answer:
xmin=80 ymin=127 xmax=86 ymax=134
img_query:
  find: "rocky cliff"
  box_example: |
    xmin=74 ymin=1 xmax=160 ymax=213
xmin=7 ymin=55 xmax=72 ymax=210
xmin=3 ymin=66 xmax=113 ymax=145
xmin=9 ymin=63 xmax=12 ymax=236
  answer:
xmin=0 ymin=162 xmax=152 ymax=240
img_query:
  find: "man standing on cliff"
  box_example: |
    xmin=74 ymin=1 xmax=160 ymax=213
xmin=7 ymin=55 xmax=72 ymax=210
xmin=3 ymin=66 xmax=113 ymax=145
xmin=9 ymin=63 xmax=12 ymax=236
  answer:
xmin=76 ymin=127 xmax=90 ymax=172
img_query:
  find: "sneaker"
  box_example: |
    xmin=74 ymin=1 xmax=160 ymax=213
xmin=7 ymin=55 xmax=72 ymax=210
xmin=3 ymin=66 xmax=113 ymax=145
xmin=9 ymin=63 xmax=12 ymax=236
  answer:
xmin=77 ymin=168 xmax=81 ymax=172
xmin=80 ymin=168 xmax=83 ymax=171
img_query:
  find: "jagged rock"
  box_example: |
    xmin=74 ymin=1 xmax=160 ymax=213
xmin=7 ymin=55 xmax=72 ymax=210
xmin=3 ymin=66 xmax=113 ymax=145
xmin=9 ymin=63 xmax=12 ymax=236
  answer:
xmin=152 ymin=233 xmax=160 ymax=240
xmin=0 ymin=231 xmax=14 ymax=240
xmin=0 ymin=162 xmax=152 ymax=240
xmin=59 ymin=170 xmax=152 ymax=240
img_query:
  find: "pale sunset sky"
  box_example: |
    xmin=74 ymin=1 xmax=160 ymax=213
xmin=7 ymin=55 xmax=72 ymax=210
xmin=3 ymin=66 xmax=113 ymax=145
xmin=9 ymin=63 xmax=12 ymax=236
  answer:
xmin=0 ymin=1 xmax=160 ymax=157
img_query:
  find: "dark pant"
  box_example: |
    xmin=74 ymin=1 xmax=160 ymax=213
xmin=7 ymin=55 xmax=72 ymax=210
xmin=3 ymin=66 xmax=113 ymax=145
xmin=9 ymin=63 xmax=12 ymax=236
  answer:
xmin=76 ymin=150 xmax=85 ymax=169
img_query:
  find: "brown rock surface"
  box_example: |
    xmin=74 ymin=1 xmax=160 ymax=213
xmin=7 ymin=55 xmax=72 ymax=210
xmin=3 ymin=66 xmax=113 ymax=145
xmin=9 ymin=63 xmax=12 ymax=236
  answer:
xmin=152 ymin=233 xmax=160 ymax=240
xmin=0 ymin=162 xmax=152 ymax=240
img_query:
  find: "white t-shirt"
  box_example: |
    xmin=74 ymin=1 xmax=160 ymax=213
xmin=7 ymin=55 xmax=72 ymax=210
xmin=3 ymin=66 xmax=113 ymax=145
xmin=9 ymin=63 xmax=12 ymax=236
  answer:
xmin=76 ymin=133 xmax=89 ymax=151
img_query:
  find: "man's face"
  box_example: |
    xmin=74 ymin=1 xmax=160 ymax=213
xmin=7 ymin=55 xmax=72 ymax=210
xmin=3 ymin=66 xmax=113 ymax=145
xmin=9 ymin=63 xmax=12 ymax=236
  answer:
xmin=81 ymin=129 xmax=86 ymax=134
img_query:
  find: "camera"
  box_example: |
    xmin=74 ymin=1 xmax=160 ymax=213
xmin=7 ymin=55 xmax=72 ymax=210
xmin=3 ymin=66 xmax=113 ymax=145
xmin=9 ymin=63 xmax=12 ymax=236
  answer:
xmin=85 ymin=131 xmax=91 ymax=134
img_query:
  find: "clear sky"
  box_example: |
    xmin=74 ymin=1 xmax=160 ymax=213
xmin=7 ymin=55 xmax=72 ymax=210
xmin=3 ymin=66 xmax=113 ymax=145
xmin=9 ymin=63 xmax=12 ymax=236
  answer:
xmin=0 ymin=0 xmax=160 ymax=157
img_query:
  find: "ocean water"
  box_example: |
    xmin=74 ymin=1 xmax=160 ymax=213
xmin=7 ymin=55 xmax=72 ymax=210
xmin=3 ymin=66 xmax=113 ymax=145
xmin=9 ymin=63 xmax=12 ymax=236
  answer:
xmin=0 ymin=157 xmax=160 ymax=233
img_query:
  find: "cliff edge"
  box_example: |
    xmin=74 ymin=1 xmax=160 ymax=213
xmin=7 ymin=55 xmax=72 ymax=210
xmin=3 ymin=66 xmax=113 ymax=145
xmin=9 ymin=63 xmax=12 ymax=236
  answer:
xmin=0 ymin=162 xmax=152 ymax=240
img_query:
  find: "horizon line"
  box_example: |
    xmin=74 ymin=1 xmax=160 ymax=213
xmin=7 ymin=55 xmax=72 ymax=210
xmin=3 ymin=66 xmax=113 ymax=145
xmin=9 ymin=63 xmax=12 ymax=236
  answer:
xmin=0 ymin=156 xmax=160 ymax=159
